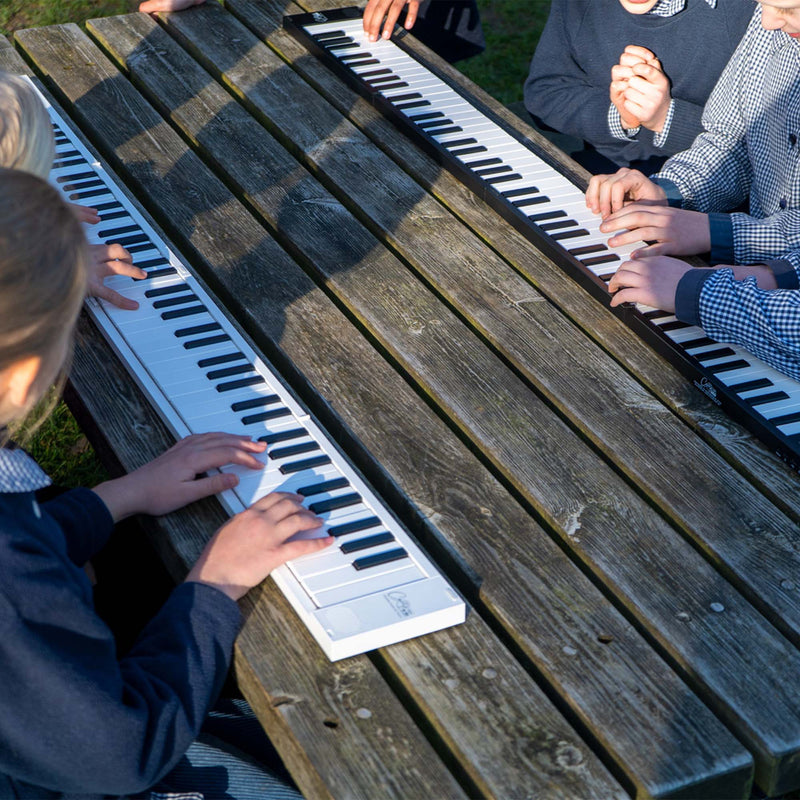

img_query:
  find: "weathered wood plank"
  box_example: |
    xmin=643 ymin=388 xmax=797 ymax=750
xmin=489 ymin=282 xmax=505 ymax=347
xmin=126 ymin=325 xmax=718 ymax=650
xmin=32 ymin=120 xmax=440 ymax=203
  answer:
xmin=232 ymin=0 xmax=800 ymax=526
xmin=155 ymin=0 xmax=800 ymax=648
xmin=11 ymin=23 xmax=643 ymax=800
xmin=67 ymin=14 xmax=800 ymax=794
xmin=11 ymin=19 xmax=756 ymax=799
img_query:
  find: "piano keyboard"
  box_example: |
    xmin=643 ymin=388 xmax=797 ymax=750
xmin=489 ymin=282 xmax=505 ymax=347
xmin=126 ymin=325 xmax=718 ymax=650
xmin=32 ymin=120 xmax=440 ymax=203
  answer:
xmin=284 ymin=7 xmax=800 ymax=471
xmin=28 ymin=76 xmax=465 ymax=662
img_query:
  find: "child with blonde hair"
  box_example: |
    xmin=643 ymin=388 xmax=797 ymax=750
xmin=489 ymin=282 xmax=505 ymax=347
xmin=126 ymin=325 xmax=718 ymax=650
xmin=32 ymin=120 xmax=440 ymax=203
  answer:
xmin=0 ymin=70 xmax=145 ymax=310
xmin=0 ymin=167 xmax=330 ymax=797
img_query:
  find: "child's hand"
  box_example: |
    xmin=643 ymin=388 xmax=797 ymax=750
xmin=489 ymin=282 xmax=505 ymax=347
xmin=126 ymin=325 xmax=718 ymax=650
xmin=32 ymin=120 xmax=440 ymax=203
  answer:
xmin=586 ymin=168 xmax=667 ymax=218
xmin=87 ymin=243 xmax=147 ymax=309
xmin=610 ymin=46 xmax=652 ymax=130
xmin=92 ymin=433 xmax=268 ymax=522
xmin=139 ymin=0 xmax=205 ymax=12
xmin=70 ymin=203 xmax=101 ymax=225
xmin=364 ymin=0 xmax=420 ymax=42
xmin=608 ymin=255 xmax=694 ymax=310
xmin=623 ymin=53 xmax=672 ymax=134
xmin=186 ymin=492 xmax=333 ymax=601
xmin=599 ymin=205 xmax=711 ymax=256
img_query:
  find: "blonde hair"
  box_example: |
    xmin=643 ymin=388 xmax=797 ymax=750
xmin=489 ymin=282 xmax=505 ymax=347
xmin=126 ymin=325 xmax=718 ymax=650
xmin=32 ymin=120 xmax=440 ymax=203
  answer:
xmin=0 ymin=168 xmax=87 ymax=441
xmin=0 ymin=71 xmax=54 ymax=177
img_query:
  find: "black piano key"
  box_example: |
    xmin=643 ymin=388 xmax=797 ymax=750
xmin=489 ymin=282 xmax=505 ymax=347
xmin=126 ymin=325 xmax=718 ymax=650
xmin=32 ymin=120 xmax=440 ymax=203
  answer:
xmin=97 ymin=209 xmax=131 ymax=222
xmin=696 ymin=347 xmax=737 ymax=362
xmin=205 ymin=363 xmax=253 ymax=380
xmin=502 ymin=186 xmax=539 ymax=198
xmin=395 ymin=99 xmax=431 ymax=110
xmin=69 ymin=187 xmax=112 ymax=201
xmin=183 ymin=334 xmax=230 ymax=350
xmin=319 ymin=36 xmax=355 ymax=47
xmin=429 ymin=126 xmax=463 ymax=137
xmin=175 ymin=322 xmax=221 ymax=338
xmin=418 ymin=118 xmax=454 ymax=130
xmin=145 ymin=283 xmax=190 ymax=298
xmin=569 ymin=244 xmax=607 ymax=256
xmin=280 ymin=455 xmax=332 ymax=474
xmin=143 ymin=267 xmax=177 ymax=279
xmin=342 ymin=58 xmax=380 ymax=67
xmin=328 ymin=516 xmax=382 ymax=537
xmin=486 ymin=173 xmax=523 ymax=184
xmin=771 ymin=410 xmax=800 ymax=427
xmin=643 ymin=309 xmax=672 ymax=320
xmin=152 ymin=293 xmax=198 ymax=309
xmin=353 ymin=548 xmax=408 ymax=571
xmin=747 ymin=391 xmax=790 ymax=406
xmin=112 ymin=233 xmax=151 ymax=248
xmin=707 ymin=359 xmax=750 ymax=374
xmin=298 ymin=477 xmax=350 ymax=498
xmin=475 ymin=165 xmax=512 ymax=178
xmin=340 ymin=532 xmax=395 ymax=555
xmin=313 ymin=29 xmax=347 ymax=40
xmin=56 ymin=170 xmax=95 ymax=183
xmin=374 ymin=82 xmax=410 ymax=92
xmin=513 ymin=195 xmax=550 ymax=208
xmin=242 ymin=407 xmax=292 ymax=425
xmin=161 ymin=304 xmax=207 ymax=320
xmin=540 ymin=219 xmax=578 ymax=232
xmin=97 ymin=223 xmax=140 ymax=238
xmin=581 ymin=254 xmax=620 ymax=268
xmin=659 ymin=320 xmax=690 ymax=333
xmin=409 ymin=111 xmax=445 ymax=122
xmin=216 ymin=375 xmax=265 ymax=393
xmin=308 ymin=493 xmax=362 ymax=515
xmin=92 ymin=200 xmax=124 ymax=213
xmin=441 ymin=137 xmax=477 ymax=150
xmin=231 ymin=395 xmax=280 ymax=412
xmin=450 ymin=145 xmax=487 ymax=157
xmin=465 ymin=157 xmax=503 ymax=169
xmin=197 ymin=352 xmax=247 ymax=368
xmin=364 ymin=74 xmax=399 ymax=85
xmin=258 ymin=428 xmax=307 ymax=445
xmin=63 ymin=178 xmax=105 ymax=193
xmin=53 ymin=157 xmax=84 ymax=169
xmin=389 ymin=92 xmax=423 ymax=104
xmin=682 ymin=337 xmax=717 ymax=349
xmin=358 ymin=68 xmax=392 ymax=78
xmin=270 ymin=441 xmax=320 ymax=460
xmin=729 ymin=377 xmax=773 ymax=393
xmin=530 ymin=210 xmax=568 ymax=222
xmin=550 ymin=228 xmax=590 ymax=241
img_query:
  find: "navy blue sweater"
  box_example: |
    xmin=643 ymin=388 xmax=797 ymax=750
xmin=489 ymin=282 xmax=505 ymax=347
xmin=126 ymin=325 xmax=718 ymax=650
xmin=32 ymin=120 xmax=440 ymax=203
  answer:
xmin=0 ymin=487 xmax=241 ymax=798
xmin=524 ymin=0 xmax=753 ymax=170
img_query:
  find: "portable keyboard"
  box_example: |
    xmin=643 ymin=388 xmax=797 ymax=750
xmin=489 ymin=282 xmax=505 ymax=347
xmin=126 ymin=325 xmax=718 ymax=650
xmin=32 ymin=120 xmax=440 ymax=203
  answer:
xmin=284 ymin=7 xmax=800 ymax=472
xmin=29 ymin=76 xmax=465 ymax=662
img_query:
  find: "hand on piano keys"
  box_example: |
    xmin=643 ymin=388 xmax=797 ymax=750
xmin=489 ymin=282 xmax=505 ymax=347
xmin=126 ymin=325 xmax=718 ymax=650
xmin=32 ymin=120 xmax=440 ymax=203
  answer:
xmin=585 ymin=167 xmax=667 ymax=218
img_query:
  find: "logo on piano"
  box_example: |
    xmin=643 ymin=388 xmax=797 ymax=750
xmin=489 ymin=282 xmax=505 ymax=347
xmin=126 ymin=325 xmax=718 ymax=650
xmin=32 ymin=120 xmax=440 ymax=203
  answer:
xmin=694 ymin=377 xmax=722 ymax=406
xmin=312 ymin=12 xmax=328 ymax=22
xmin=385 ymin=590 xmax=413 ymax=618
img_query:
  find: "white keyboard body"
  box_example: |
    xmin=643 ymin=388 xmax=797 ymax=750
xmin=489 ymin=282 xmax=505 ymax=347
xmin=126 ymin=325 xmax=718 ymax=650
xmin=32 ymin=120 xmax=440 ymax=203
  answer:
xmin=29 ymin=77 xmax=465 ymax=662
xmin=287 ymin=9 xmax=800 ymax=468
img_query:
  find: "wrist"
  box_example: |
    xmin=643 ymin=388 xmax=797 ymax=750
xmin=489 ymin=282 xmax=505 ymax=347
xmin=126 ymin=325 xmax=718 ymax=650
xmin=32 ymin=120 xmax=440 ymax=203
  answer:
xmin=91 ymin=477 xmax=141 ymax=523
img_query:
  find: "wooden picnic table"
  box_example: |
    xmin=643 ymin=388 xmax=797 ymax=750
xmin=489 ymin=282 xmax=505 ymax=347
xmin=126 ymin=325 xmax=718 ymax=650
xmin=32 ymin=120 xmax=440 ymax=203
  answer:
xmin=4 ymin=1 xmax=800 ymax=797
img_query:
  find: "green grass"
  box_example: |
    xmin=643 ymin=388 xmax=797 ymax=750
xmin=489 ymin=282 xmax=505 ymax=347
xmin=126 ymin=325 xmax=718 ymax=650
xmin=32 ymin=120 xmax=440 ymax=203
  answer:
xmin=0 ymin=0 xmax=138 ymax=37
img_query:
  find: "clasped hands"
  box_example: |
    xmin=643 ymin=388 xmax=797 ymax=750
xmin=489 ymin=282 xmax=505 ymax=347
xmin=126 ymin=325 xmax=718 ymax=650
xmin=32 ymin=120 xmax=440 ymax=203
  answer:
xmin=611 ymin=45 xmax=671 ymax=134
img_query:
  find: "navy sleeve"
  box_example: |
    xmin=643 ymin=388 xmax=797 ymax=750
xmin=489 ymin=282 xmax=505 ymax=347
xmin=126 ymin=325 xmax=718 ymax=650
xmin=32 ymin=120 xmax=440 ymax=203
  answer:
xmin=524 ymin=1 xmax=615 ymax=147
xmin=0 ymin=496 xmax=242 ymax=795
xmin=42 ymin=487 xmax=114 ymax=566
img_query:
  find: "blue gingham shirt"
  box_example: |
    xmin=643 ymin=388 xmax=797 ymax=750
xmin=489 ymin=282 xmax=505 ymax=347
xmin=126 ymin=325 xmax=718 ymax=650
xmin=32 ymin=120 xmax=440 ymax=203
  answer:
xmin=0 ymin=444 xmax=51 ymax=494
xmin=608 ymin=0 xmax=718 ymax=146
xmin=653 ymin=7 xmax=800 ymax=267
xmin=676 ymin=258 xmax=800 ymax=380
